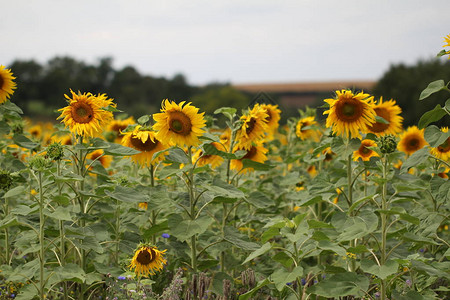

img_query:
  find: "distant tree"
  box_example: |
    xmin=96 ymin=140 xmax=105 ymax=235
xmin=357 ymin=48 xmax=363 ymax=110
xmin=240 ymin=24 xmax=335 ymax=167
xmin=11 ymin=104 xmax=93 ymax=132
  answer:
xmin=8 ymin=59 xmax=44 ymax=110
xmin=373 ymin=59 xmax=450 ymax=127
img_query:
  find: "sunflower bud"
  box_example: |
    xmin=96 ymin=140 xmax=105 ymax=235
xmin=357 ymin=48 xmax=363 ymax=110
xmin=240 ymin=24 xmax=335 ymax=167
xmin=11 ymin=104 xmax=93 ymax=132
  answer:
xmin=0 ymin=169 xmax=13 ymax=191
xmin=45 ymin=142 xmax=64 ymax=161
xmin=378 ymin=135 xmax=397 ymax=154
xmin=28 ymin=156 xmax=51 ymax=172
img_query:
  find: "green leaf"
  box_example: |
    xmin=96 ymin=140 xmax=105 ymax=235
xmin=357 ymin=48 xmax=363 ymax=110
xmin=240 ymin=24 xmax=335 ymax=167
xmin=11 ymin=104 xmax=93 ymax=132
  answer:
xmin=318 ymin=240 xmax=346 ymax=256
xmin=105 ymin=186 xmax=149 ymax=203
xmin=418 ymin=104 xmax=447 ymax=129
xmin=238 ymin=278 xmax=271 ymax=300
xmin=13 ymin=134 xmax=40 ymax=150
xmin=337 ymin=211 xmax=378 ymax=241
xmin=419 ymin=80 xmax=445 ymax=100
xmin=207 ymin=178 xmax=245 ymax=201
xmin=391 ymin=290 xmax=426 ymax=300
xmin=202 ymin=142 xmax=237 ymax=159
xmin=165 ymin=147 xmax=190 ymax=164
xmin=437 ymin=49 xmax=448 ymax=57
xmin=44 ymin=206 xmax=73 ymax=221
xmin=308 ymin=272 xmax=369 ymax=298
xmin=214 ymin=107 xmax=237 ymax=120
xmin=103 ymin=142 xmax=140 ymax=156
xmin=169 ymin=215 xmax=213 ymax=242
xmin=245 ymin=191 xmax=273 ymax=208
xmin=360 ymin=259 xmax=399 ymax=280
xmin=271 ymin=266 xmax=303 ymax=291
xmin=142 ymin=220 xmax=169 ymax=240
xmin=242 ymin=159 xmax=274 ymax=171
xmin=137 ymin=115 xmax=151 ymax=125
xmin=2 ymin=101 xmax=23 ymax=114
xmin=375 ymin=115 xmax=389 ymax=124
xmin=272 ymin=252 xmax=294 ymax=268
xmin=401 ymin=147 xmax=430 ymax=172
xmin=424 ymin=125 xmax=450 ymax=147
xmin=242 ymin=242 xmax=272 ymax=264
xmin=0 ymin=120 xmax=10 ymax=135
xmin=11 ymin=205 xmax=38 ymax=216
xmin=4 ymin=185 xmax=26 ymax=198
xmin=56 ymin=263 xmax=86 ymax=283
xmin=223 ymin=226 xmax=260 ymax=251
xmin=308 ymin=220 xmax=334 ymax=229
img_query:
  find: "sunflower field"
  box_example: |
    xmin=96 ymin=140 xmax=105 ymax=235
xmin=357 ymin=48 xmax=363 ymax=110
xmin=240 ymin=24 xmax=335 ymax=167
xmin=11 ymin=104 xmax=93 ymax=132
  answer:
xmin=0 ymin=38 xmax=449 ymax=300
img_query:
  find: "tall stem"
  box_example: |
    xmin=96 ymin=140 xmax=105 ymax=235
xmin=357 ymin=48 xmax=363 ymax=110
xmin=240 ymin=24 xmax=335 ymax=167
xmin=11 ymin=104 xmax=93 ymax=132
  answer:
xmin=57 ymin=161 xmax=69 ymax=300
xmin=38 ymin=171 xmax=45 ymax=300
xmin=188 ymin=147 xmax=197 ymax=273
xmin=347 ymin=154 xmax=356 ymax=272
xmin=76 ymin=136 xmax=87 ymax=300
xmin=4 ymin=197 xmax=10 ymax=265
xmin=380 ymin=155 xmax=388 ymax=300
xmin=150 ymin=165 xmax=156 ymax=245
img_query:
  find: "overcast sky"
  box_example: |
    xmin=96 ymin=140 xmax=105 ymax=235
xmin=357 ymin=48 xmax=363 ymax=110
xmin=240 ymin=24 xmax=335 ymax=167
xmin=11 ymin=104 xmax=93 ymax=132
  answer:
xmin=2 ymin=0 xmax=449 ymax=85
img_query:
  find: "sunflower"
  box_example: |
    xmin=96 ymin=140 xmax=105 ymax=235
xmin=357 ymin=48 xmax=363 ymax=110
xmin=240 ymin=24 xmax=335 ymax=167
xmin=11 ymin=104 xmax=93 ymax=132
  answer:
xmin=57 ymin=90 xmax=115 ymax=138
xmin=235 ymin=104 xmax=269 ymax=150
xmin=219 ymin=128 xmax=232 ymax=151
xmin=129 ymin=245 xmax=167 ymax=277
xmin=307 ymin=165 xmax=318 ymax=177
xmin=86 ymin=149 xmax=112 ymax=168
xmin=138 ymin=202 xmax=148 ymax=210
xmin=367 ymin=97 xmax=403 ymax=136
xmin=107 ymin=116 xmax=135 ymax=143
xmin=260 ymin=103 xmax=281 ymax=139
xmin=28 ymin=124 xmax=43 ymax=139
xmin=121 ymin=125 xmax=167 ymax=167
xmin=430 ymin=127 xmax=450 ymax=161
xmin=323 ymin=89 xmax=376 ymax=139
xmin=397 ymin=126 xmax=427 ymax=156
xmin=193 ymin=142 xmax=226 ymax=169
xmin=443 ymin=34 xmax=450 ymax=58
xmin=0 ymin=65 xmax=17 ymax=104
xmin=153 ymin=99 xmax=206 ymax=147
xmin=353 ymin=139 xmax=380 ymax=161
xmin=295 ymin=116 xmax=320 ymax=141
xmin=322 ymin=147 xmax=335 ymax=162
xmin=230 ymin=143 xmax=268 ymax=174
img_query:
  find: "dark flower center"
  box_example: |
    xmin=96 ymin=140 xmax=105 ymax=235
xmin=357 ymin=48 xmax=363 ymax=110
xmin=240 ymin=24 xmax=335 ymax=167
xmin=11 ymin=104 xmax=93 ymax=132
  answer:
xmin=335 ymin=98 xmax=364 ymax=122
xmin=243 ymin=146 xmax=257 ymax=159
xmin=0 ymin=75 xmax=4 ymax=89
xmin=136 ymin=248 xmax=156 ymax=265
xmin=71 ymin=102 xmax=94 ymax=124
xmin=130 ymin=135 xmax=159 ymax=152
xmin=169 ymin=111 xmax=192 ymax=136
xmin=437 ymin=137 xmax=450 ymax=153
xmin=245 ymin=118 xmax=257 ymax=135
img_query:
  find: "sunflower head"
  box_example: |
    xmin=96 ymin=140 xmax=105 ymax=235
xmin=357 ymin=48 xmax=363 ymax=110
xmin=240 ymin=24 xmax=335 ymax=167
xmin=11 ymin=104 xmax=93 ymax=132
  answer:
xmin=430 ymin=127 xmax=450 ymax=161
xmin=57 ymin=90 xmax=115 ymax=138
xmin=86 ymin=149 xmax=112 ymax=168
xmin=367 ymin=97 xmax=403 ymax=136
xmin=230 ymin=142 xmax=268 ymax=174
xmin=153 ymin=99 xmax=206 ymax=147
xmin=129 ymin=244 xmax=167 ymax=277
xmin=122 ymin=125 xmax=167 ymax=167
xmin=295 ymin=116 xmax=320 ymax=141
xmin=443 ymin=34 xmax=450 ymax=59
xmin=259 ymin=103 xmax=281 ymax=138
xmin=323 ymin=89 xmax=376 ymax=139
xmin=0 ymin=65 xmax=17 ymax=104
xmin=235 ymin=104 xmax=269 ymax=150
xmin=107 ymin=116 xmax=136 ymax=143
xmin=397 ymin=126 xmax=427 ymax=156
xmin=353 ymin=139 xmax=380 ymax=161
xmin=193 ymin=142 xmax=226 ymax=169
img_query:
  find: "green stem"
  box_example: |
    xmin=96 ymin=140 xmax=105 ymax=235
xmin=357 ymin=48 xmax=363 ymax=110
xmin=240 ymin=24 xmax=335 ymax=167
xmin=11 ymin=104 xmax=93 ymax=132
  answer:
xmin=115 ymin=199 xmax=120 ymax=266
xmin=38 ymin=171 xmax=45 ymax=300
xmin=347 ymin=153 xmax=356 ymax=272
xmin=187 ymin=147 xmax=197 ymax=273
xmin=220 ymin=203 xmax=227 ymax=272
xmin=57 ymin=161 xmax=69 ymax=300
xmin=149 ymin=165 xmax=156 ymax=245
xmin=4 ymin=196 xmax=10 ymax=265
xmin=380 ymin=155 xmax=389 ymax=300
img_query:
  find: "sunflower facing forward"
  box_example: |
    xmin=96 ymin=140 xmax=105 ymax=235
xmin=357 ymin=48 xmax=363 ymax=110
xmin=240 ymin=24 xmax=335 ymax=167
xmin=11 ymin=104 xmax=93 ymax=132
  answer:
xmin=153 ymin=100 xmax=206 ymax=147
xmin=324 ymin=90 xmax=376 ymax=139
xmin=58 ymin=90 xmax=115 ymax=138
xmin=367 ymin=97 xmax=403 ymax=136
xmin=353 ymin=139 xmax=380 ymax=161
xmin=121 ymin=125 xmax=167 ymax=167
xmin=129 ymin=244 xmax=167 ymax=277
xmin=397 ymin=126 xmax=427 ymax=156
xmin=430 ymin=127 xmax=450 ymax=161
xmin=0 ymin=65 xmax=17 ymax=104
xmin=235 ymin=104 xmax=269 ymax=150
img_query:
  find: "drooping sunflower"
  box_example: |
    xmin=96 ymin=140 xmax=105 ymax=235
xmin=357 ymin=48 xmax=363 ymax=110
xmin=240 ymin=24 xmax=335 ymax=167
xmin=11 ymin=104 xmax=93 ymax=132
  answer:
xmin=193 ymin=142 xmax=226 ymax=169
xmin=121 ymin=125 xmax=167 ymax=167
xmin=235 ymin=104 xmax=269 ymax=150
xmin=0 ymin=65 xmax=17 ymax=104
xmin=129 ymin=245 xmax=167 ymax=277
xmin=57 ymin=90 xmax=115 ymax=138
xmin=295 ymin=116 xmax=320 ymax=141
xmin=230 ymin=143 xmax=268 ymax=174
xmin=353 ymin=139 xmax=380 ymax=161
xmin=397 ymin=126 xmax=427 ymax=156
xmin=260 ymin=103 xmax=281 ymax=139
xmin=367 ymin=97 xmax=403 ymax=136
xmin=430 ymin=127 xmax=450 ymax=161
xmin=323 ymin=89 xmax=376 ymax=139
xmin=86 ymin=149 xmax=112 ymax=168
xmin=153 ymin=99 xmax=206 ymax=147
xmin=219 ymin=128 xmax=232 ymax=151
